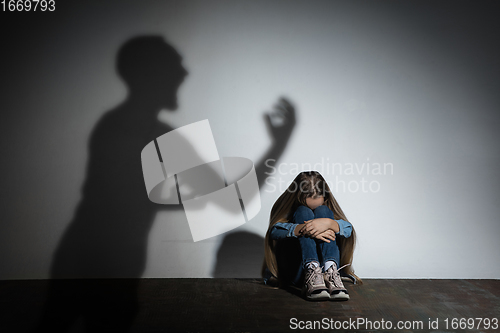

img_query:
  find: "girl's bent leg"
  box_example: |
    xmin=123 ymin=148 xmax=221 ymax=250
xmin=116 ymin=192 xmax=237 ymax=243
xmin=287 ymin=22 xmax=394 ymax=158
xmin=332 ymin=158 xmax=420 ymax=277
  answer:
xmin=293 ymin=206 xmax=321 ymax=268
xmin=295 ymin=206 xmax=333 ymax=299
xmin=313 ymin=206 xmax=340 ymax=267
xmin=313 ymin=205 xmax=334 ymax=220
xmin=316 ymin=238 xmax=340 ymax=268
xmin=293 ymin=205 xmax=314 ymax=224
xmin=299 ymin=236 xmax=320 ymax=268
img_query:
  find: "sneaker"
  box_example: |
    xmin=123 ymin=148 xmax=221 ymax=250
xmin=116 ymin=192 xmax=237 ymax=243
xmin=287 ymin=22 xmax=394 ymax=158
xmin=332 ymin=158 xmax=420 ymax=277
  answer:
xmin=324 ymin=262 xmax=350 ymax=301
xmin=302 ymin=265 xmax=330 ymax=301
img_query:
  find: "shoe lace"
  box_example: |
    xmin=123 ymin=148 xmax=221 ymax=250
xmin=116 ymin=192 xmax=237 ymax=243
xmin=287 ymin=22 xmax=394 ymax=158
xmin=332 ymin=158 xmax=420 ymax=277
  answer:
xmin=305 ymin=266 xmax=323 ymax=287
xmin=326 ymin=263 xmax=351 ymax=287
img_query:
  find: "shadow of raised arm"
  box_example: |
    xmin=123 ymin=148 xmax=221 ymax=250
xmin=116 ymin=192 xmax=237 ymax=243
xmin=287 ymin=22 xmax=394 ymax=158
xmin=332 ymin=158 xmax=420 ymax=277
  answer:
xmin=255 ymin=97 xmax=297 ymax=188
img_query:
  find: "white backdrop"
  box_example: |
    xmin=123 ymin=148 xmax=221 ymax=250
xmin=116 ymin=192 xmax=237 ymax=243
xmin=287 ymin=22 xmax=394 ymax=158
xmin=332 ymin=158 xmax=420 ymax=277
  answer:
xmin=1 ymin=0 xmax=499 ymax=280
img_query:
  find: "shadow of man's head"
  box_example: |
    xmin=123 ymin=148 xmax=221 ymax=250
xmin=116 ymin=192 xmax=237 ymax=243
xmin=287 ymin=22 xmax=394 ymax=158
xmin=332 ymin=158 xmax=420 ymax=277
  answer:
xmin=117 ymin=36 xmax=188 ymax=112
xmin=37 ymin=35 xmax=190 ymax=332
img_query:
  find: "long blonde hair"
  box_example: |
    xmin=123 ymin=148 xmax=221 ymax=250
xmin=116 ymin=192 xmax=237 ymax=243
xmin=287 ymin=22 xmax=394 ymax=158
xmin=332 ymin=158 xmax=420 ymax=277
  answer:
xmin=262 ymin=171 xmax=362 ymax=284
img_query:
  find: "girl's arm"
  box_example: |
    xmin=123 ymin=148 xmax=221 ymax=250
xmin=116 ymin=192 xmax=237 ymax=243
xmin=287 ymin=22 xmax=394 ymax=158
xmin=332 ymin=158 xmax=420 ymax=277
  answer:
xmin=272 ymin=222 xmax=338 ymax=243
xmin=335 ymin=219 xmax=353 ymax=238
xmin=270 ymin=222 xmax=300 ymax=240
xmin=297 ymin=223 xmax=336 ymax=242
xmin=303 ymin=218 xmax=353 ymax=238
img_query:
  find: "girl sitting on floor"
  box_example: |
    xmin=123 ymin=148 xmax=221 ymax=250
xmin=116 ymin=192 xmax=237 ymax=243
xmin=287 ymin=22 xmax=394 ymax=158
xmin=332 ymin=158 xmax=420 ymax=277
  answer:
xmin=262 ymin=171 xmax=362 ymax=301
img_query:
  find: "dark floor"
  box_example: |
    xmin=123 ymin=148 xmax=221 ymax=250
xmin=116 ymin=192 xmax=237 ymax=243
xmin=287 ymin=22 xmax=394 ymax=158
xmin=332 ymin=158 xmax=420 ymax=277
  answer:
xmin=0 ymin=279 xmax=499 ymax=332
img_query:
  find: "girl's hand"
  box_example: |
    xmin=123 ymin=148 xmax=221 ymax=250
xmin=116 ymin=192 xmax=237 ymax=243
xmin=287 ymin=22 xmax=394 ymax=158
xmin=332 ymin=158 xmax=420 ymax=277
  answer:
xmin=314 ymin=229 xmax=336 ymax=243
xmin=303 ymin=218 xmax=334 ymax=237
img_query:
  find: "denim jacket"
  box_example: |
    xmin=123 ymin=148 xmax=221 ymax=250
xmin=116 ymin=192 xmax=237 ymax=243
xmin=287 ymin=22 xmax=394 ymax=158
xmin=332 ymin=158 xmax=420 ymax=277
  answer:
xmin=270 ymin=218 xmax=353 ymax=240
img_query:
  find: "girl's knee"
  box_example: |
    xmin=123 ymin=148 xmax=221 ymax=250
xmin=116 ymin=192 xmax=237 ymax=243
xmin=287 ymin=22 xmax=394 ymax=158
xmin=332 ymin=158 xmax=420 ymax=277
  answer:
xmin=294 ymin=205 xmax=314 ymax=223
xmin=296 ymin=205 xmax=313 ymax=214
xmin=314 ymin=205 xmax=334 ymax=218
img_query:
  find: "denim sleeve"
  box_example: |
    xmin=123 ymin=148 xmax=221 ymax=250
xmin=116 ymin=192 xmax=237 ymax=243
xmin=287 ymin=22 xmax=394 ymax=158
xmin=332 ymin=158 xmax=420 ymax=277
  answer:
xmin=270 ymin=222 xmax=299 ymax=240
xmin=336 ymin=219 xmax=353 ymax=238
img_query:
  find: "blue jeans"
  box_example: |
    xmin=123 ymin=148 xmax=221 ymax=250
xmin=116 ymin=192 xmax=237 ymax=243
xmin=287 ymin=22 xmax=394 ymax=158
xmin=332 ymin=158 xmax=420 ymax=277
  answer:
xmin=275 ymin=205 xmax=340 ymax=286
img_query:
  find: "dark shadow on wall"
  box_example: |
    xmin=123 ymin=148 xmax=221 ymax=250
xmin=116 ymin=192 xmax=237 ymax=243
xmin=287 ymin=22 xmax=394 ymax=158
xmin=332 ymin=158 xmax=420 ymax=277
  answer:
xmin=32 ymin=35 xmax=188 ymax=333
xmin=212 ymin=98 xmax=298 ymax=278
xmin=32 ymin=34 xmax=296 ymax=332
xmin=212 ymin=231 xmax=265 ymax=278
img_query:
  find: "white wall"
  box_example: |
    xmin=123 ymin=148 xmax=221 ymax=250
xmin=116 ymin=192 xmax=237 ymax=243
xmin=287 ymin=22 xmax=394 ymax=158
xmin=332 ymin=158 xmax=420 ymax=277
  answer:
xmin=1 ymin=0 xmax=499 ymax=280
